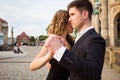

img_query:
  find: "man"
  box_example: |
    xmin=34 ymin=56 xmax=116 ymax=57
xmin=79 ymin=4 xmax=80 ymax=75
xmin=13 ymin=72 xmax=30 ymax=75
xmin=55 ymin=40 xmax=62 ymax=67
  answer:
xmin=17 ymin=43 xmax=23 ymax=53
xmin=45 ymin=0 xmax=106 ymax=80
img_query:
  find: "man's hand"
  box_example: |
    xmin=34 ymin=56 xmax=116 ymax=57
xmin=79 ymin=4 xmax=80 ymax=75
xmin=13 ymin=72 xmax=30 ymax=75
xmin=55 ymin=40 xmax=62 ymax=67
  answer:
xmin=44 ymin=34 xmax=63 ymax=54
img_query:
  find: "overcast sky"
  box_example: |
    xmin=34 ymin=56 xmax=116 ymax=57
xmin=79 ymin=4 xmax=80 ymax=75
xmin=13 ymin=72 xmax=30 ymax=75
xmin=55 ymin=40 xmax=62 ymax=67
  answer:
xmin=0 ymin=0 xmax=72 ymax=37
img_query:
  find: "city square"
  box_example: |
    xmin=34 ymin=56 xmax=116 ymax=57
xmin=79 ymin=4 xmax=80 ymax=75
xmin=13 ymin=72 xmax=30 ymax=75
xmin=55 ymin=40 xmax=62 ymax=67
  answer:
xmin=0 ymin=0 xmax=120 ymax=80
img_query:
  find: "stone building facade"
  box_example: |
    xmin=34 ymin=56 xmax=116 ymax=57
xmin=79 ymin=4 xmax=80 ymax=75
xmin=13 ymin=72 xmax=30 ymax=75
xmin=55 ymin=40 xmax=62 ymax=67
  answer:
xmin=0 ymin=18 xmax=8 ymax=45
xmin=90 ymin=0 xmax=120 ymax=71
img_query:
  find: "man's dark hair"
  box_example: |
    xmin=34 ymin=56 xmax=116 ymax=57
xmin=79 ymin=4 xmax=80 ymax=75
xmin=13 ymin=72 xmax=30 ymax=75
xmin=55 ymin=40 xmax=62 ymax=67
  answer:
xmin=67 ymin=0 xmax=93 ymax=21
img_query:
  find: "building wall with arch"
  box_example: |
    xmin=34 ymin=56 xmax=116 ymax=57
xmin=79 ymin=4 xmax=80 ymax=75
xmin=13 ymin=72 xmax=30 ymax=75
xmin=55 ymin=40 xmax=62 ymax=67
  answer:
xmin=91 ymin=0 xmax=120 ymax=71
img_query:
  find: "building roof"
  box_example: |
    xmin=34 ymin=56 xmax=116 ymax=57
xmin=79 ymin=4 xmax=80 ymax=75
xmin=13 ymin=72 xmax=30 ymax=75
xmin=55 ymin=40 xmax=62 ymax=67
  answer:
xmin=17 ymin=32 xmax=29 ymax=39
xmin=0 ymin=18 xmax=8 ymax=23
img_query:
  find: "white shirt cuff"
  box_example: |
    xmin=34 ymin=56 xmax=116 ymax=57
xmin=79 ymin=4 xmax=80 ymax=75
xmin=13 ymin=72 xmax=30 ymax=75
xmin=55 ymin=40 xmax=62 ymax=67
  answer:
xmin=53 ymin=46 xmax=66 ymax=61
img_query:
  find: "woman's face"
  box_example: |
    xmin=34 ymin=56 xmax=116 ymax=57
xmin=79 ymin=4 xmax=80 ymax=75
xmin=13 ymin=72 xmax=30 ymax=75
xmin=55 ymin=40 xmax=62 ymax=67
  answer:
xmin=65 ymin=22 xmax=73 ymax=33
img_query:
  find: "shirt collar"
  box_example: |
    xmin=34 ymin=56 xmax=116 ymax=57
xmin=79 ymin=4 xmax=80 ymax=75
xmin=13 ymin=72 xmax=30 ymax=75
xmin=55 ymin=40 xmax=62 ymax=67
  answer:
xmin=75 ymin=26 xmax=94 ymax=43
xmin=77 ymin=26 xmax=94 ymax=36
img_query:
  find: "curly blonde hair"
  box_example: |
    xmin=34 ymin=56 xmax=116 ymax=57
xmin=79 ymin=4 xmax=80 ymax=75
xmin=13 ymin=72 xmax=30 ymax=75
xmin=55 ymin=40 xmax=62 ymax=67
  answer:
xmin=47 ymin=10 xmax=69 ymax=36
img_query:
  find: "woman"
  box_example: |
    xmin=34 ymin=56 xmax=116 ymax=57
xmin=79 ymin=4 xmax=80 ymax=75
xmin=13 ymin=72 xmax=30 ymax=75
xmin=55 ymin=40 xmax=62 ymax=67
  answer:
xmin=29 ymin=10 xmax=74 ymax=80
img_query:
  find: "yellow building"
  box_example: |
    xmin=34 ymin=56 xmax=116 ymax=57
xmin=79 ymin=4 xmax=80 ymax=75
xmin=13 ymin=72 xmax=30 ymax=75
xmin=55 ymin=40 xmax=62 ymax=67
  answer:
xmin=0 ymin=18 xmax=8 ymax=45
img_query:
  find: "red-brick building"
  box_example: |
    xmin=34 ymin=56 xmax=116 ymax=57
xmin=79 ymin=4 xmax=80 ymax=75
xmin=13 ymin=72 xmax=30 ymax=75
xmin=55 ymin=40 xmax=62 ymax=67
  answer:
xmin=16 ymin=32 xmax=29 ymax=45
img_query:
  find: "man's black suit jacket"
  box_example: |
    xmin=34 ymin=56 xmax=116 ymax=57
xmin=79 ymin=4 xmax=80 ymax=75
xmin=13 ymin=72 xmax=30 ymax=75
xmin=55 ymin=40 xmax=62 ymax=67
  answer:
xmin=59 ymin=29 xmax=106 ymax=80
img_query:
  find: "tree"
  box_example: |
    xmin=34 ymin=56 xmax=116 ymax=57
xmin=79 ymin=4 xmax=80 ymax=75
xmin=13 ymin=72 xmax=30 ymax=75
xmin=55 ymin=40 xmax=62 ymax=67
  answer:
xmin=39 ymin=35 xmax=48 ymax=41
xmin=29 ymin=36 xmax=36 ymax=46
xmin=72 ymin=28 xmax=79 ymax=39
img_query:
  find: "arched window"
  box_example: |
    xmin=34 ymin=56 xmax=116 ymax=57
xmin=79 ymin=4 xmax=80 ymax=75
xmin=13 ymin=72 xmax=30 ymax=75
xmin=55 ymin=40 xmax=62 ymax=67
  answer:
xmin=115 ymin=13 xmax=120 ymax=47
xmin=117 ymin=14 xmax=120 ymax=41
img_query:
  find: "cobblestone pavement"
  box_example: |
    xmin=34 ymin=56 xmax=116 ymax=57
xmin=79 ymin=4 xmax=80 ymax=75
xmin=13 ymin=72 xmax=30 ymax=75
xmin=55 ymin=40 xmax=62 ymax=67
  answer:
xmin=102 ymin=63 xmax=120 ymax=80
xmin=0 ymin=46 xmax=120 ymax=80
xmin=0 ymin=46 xmax=49 ymax=80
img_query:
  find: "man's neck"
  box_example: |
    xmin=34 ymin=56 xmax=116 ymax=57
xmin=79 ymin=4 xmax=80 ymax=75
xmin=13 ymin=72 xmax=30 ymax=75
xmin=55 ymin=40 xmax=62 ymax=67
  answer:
xmin=78 ymin=22 xmax=92 ymax=32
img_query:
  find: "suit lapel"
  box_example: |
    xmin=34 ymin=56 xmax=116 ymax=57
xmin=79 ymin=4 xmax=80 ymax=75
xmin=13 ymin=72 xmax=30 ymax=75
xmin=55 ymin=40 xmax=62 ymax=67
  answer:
xmin=72 ymin=29 xmax=95 ymax=51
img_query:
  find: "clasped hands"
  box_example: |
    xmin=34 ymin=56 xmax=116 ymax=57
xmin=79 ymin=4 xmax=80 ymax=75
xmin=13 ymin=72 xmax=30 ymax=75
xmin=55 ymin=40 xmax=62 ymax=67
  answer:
xmin=45 ymin=34 xmax=65 ymax=55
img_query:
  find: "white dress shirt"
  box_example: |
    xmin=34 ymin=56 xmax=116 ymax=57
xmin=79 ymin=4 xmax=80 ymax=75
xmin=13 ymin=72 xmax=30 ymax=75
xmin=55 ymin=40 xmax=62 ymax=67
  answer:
xmin=54 ymin=26 xmax=94 ymax=61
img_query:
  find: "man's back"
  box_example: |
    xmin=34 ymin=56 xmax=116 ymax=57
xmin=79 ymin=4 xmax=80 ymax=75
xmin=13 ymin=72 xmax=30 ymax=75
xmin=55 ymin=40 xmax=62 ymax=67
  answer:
xmin=59 ymin=29 xmax=106 ymax=80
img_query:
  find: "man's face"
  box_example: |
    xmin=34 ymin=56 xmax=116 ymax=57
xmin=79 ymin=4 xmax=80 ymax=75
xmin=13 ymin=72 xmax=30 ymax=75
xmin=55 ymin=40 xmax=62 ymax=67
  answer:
xmin=68 ymin=7 xmax=84 ymax=30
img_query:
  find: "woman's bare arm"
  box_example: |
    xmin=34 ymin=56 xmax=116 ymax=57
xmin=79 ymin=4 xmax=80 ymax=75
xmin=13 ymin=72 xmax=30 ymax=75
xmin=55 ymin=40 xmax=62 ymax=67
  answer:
xmin=29 ymin=45 xmax=53 ymax=71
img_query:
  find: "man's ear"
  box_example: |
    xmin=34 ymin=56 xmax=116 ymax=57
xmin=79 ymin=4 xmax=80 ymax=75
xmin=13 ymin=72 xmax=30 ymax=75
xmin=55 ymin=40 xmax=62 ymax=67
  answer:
xmin=82 ymin=10 xmax=89 ymax=20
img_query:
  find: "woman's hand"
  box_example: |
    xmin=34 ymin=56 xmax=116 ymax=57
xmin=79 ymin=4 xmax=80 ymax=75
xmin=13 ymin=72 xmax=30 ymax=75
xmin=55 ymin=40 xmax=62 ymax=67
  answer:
xmin=46 ymin=62 xmax=51 ymax=70
xmin=60 ymin=37 xmax=71 ymax=50
xmin=45 ymin=34 xmax=63 ymax=53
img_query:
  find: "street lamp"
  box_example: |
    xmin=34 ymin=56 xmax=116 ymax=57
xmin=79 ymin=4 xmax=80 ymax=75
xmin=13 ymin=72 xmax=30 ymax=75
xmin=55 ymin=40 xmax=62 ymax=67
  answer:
xmin=94 ymin=0 xmax=101 ymax=34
